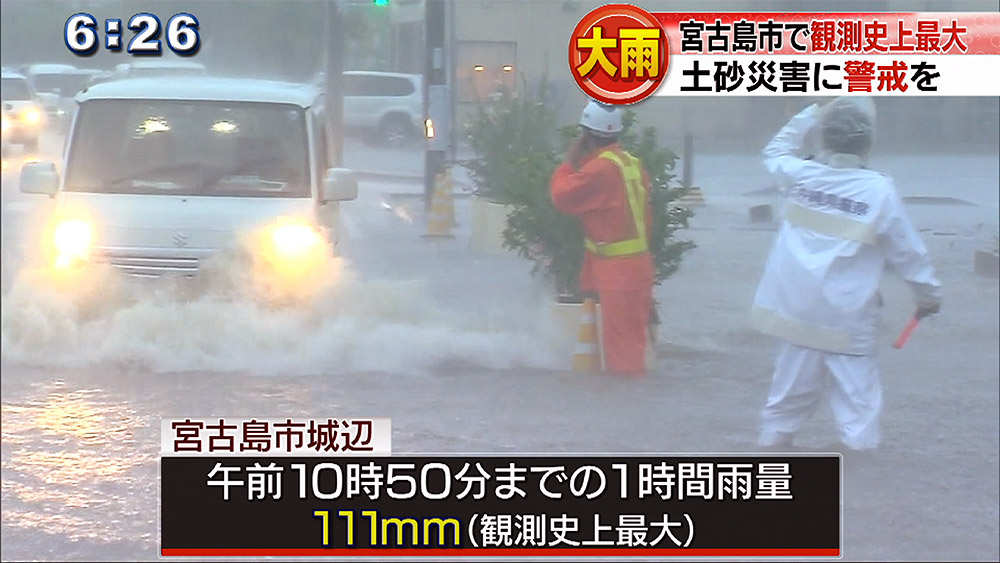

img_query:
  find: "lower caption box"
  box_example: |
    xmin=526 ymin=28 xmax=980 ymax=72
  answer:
xmin=160 ymin=455 xmax=841 ymax=557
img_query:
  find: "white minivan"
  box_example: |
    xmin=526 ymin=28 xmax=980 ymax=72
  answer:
xmin=20 ymin=77 xmax=357 ymax=301
xmin=2 ymin=71 xmax=44 ymax=150
xmin=23 ymin=64 xmax=103 ymax=130
xmin=312 ymin=70 xmax=423 ymax=147
xmin=342 ymin=71 xmax=422 ymax=147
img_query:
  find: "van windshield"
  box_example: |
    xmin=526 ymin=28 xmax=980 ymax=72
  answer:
xmin=64 ymin=99 xmax=310 ymax=198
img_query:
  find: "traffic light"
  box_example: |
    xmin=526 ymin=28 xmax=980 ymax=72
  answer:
xmin=373 ymin=0 xmax=389 ymax=6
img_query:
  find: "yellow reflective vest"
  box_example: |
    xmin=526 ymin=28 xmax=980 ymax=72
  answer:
xmin=583 ymin=150 xmax=649 ymax=258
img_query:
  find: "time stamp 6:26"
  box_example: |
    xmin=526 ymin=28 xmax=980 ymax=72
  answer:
xmin=65 ymin=13 xmax=201 ymax=56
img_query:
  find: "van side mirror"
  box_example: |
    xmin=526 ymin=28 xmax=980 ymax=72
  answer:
xmin=20 ymin=161 xmax=60 ymax=196
xmin=321 ymin=168 xmax=357 ymax=202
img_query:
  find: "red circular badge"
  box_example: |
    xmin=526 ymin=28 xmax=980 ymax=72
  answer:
xmin=568 ymin=3 xmax=668 ymax=105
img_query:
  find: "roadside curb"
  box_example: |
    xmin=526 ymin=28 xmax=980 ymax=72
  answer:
xmin=355 ymin=171 xmax=475 ymax=194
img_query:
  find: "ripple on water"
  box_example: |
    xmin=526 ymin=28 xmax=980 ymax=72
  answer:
xmin=1 ymin=383 xmax=157 ymax=546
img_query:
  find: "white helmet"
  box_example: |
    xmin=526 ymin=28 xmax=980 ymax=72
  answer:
xmin=579 ymin=100 xmax=623 ymax=137
xmin=820 ymin=97 xmax=876 ymax=155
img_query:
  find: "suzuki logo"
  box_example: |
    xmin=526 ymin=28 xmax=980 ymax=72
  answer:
xmin=172 ymin=232 xmax=188 ymax=248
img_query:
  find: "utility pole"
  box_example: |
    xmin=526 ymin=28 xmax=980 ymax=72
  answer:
xmin=446 ymin=0 xmax=456 ymax=160
xmin=326 ymin=0 xmax=345 ymax=167
xmin=423 ymin=0 xmax=448 ymax=209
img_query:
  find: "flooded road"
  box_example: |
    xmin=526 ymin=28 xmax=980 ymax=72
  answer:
xmin=2 ymin=374 xmax=159 ymax=559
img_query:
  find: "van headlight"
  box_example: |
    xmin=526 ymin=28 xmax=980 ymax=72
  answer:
xmin=251 ymin=219 xmax=335 ymax=303
xmin=256 ymin=220 xmax=327 ymax=279
xmin=52 ymin=220 xmax=93 ymax=269
xmin=270 ymin=223 xmax=322 ymax=260
xmin=21 ymin=106 xmax=43 ymax=126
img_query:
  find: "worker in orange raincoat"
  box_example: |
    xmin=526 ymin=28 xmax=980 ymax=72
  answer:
xmin=550 ymin=100 xmax=654 ymax=375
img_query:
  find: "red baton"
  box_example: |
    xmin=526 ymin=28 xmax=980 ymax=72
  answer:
xmin=892 ymin=317 xmax=920 ymax=349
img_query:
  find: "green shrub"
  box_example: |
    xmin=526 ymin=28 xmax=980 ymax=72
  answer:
xmin=464 ymin=89 xmax=695 ymax=300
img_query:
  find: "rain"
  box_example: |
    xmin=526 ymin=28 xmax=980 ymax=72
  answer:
xmin=1 ymin=0 xmax=998 ymax=560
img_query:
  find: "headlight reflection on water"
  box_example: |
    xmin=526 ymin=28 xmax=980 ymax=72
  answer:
xmin=1 ymin=384 xmax=155 ymax=543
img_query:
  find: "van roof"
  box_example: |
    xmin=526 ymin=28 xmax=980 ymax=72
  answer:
xmin=78 ymin=77 xmax=319 ymax=107
xmin=129 ymin=60 xmax=207 ymax=70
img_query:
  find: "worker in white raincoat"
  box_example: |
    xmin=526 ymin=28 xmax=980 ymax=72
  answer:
xmin=751 ymin=97 xmax=943 ymax=451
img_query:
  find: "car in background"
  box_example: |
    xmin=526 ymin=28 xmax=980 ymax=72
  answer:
xmin=344 ymin=71 xmax=422 ymax=147
xmin=88 ymin=69 xmax=116 ymax=86
xmin=115 ymin=60 xmax=207 ymax=80
xmin=23 ymin=64 xmax=103 ymax=129
xmin=2 ymin=71 xmax=44 ymax=150
xmin=19 ymin=77 xmax=358 ymax=302
xmin=315 ymin=70 xmax=423 ymax=147
xmin=23 ymin=63 xmax=77 ymax=114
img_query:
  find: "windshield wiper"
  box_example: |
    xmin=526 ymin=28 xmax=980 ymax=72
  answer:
xmin=107 ymin=162 xmax=210 ymax=188
xmin=194 ymin=157 xmax=286 ymax=192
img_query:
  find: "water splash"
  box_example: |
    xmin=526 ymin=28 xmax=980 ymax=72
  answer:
xmin=1 ymin=256 xmax=565 ymax=376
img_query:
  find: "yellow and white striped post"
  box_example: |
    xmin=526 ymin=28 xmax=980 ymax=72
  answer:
xmin=423 ymin=170 xmax=455 ymax=239
xmin=573 ymin=298 xmax=601 ymax=372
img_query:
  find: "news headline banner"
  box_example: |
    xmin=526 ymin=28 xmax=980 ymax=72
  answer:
xmin=650 ymin=12 xmax=1000 ymax=96
xmin=160 ymin=455 xmax=841 ymax=557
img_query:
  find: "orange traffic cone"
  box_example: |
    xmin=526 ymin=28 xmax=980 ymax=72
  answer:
xmin=423 ymin=171 xmax=455 ymax=239
xmin=573 ymin=298 xmax=601 ymax=372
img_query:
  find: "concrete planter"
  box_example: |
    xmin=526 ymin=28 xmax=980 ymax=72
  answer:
xmin=973 ymin=250 xmax=999 ymax=278
xmin=469 ymin=196 xmax=515 ymax=254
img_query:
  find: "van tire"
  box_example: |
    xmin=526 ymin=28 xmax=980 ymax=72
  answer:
xmin=377 ymin=114 xmax=413 ymax=148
